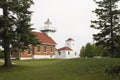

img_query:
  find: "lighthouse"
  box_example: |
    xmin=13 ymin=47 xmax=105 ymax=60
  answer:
xmin=40 ymin=19 xmax=56 ymax=37
xmin=65 ymin=38 xmax=76 ymax=51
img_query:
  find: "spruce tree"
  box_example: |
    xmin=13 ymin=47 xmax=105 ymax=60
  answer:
xmin=0 ymin=0 xmax=37 ymax=67
xmin=91 ymin=0 xmax=120 ymax=57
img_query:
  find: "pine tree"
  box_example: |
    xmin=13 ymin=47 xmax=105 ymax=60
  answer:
xmin=80 ymin=43 xmax=95 ymax=58
xmin=80 ymin=46 xmax=85 ymax=57
xmin=0 ymin=0 xmax=37 ymax=67
xmin=91 ymin=0 xmax=120 ymax=57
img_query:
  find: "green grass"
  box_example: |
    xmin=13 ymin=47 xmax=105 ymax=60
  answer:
xmin=0 ymin=58 xmax=120 ymax=80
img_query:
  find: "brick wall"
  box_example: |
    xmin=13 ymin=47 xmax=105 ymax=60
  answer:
xmin=14 ymin=44 xmax=56 ymax=58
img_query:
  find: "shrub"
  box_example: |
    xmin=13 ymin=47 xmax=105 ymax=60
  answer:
xmin=105 ymin=63 xmax=120 ymax=76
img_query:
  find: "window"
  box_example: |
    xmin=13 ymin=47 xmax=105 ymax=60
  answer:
xmin=75 ymin=52 xmax=76 ymax=56
xmin=67 ymin=43 xmax=69 ymax=46
xmin=10 ymin=51 xmax=13 ymax=55
xmin=50 ymin=55 xmax=53 ymax=57
xmin=68 ymin=51 xmax=70 ymax=55
xmin=44 ymin=46 xmax=47 ymax=52
xmin=28 ymin=47 xmax=31 ymax=54
xmin=50 ymin=46 xmax=53 ymax=52
xmin=58 ymin=52 xmax=61 ymax=55
xmin=37 ymin=45 xmax=40 ymax=52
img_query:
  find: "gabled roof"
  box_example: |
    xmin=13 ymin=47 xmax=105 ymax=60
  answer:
xmin=66 ymin=38 xmax=74 ymax=41
xmin=57 ymin=47 xmax=72 ymax=51
xmin=33 ymin=32 xmax=56 ymax=45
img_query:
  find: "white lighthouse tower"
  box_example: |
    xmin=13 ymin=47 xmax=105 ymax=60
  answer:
xmin=65 ymin=38 xmax=79 ymax=58
xmin=40 ymin=19 xmax=56 ymax=37
xmin=65 ymin=38 xmax=76 ymax=50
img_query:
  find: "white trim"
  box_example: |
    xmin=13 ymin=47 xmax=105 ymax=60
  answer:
xmin=20 ymin=57 xmax=33 ymax=60
xmin=33 ymin=55 xmax=55 ymax=59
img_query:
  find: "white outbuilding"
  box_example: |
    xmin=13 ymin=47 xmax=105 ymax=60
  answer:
xmin=55 ymin=38 xmax=79 ymax=59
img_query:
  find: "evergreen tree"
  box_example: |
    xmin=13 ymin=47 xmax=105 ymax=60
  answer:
xmin=0 ymin=0 xmax=37 ymax=67
xmin=80 ymin=43 xmax=95 ymax=58
xmin=80 ymin=46 xmax=85 ymax=57
xmin=80 ymin=43 xmax=109 ymax=58
xmin=85 ymin=43 xmax=94 ymax=57
xmin=91 ymin=0 xmax=120 ymax=57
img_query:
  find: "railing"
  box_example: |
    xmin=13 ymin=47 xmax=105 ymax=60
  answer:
xmin=41 ymin=26 xmax=57 ymax=31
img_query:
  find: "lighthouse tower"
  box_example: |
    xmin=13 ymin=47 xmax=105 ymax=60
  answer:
xmin=65 ymin=38 xmax=79 ymax=58
xmin=65 ymin=38 xmax=76 ymax=51
xmin=40 ymin=19 xmax=56 ymax=37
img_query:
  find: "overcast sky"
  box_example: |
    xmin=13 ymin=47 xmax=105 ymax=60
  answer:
xmin=0 ymin=0 xmax=119 ymax=51
xmin=31 ymin=0 xmax=120 ymax=51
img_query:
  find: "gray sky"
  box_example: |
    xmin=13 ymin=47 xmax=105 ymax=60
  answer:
xmin=0 ymin=0 xmax=119 ymax=51
xmin=32 ymin=0 xmax=96 ymax=49
xmin=0 ymin=0 xmax=120 ymax=50
xmin=32 ymin=0 xmax=99 ymax=49
xmin=31 ymin=0 xmax=119 ymax=51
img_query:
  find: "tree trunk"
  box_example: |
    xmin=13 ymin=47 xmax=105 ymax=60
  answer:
xmin=2 ymin=0 xmax=12 ymax=67
xmin=110 ymin=0 xmax=115 ymax=57
xmin=3 ymin=44 xmax=12 ymax=67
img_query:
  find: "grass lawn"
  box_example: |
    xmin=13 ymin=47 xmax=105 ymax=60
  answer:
xmin=0 ymin=58 xmax=120 ymax=80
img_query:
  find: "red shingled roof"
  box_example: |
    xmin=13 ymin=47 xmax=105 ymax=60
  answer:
xmin=57 ymin=47 xmax=72 ymax=51
xmin=34 ymin=32 xmax=56 ymax=45
xmin=66 ymin=38 xmax=74 ymax=41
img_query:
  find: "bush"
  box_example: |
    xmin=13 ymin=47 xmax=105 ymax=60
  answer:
xmin=105 ymin=63 xmax=120 ymax=76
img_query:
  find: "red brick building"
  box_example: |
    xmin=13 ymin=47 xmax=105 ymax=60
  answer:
xmin=11 ymin=32 xmax=56 ymax=60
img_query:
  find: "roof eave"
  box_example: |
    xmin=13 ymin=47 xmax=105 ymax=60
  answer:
xmin=42 ymin=43 xmax=57 ymax=45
